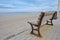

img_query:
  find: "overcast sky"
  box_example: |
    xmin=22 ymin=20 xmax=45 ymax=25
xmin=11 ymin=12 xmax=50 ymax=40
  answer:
xmin=0 ymin=0 xmax=58 ymax=12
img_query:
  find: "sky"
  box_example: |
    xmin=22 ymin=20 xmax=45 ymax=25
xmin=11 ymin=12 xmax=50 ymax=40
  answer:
xmin=0 ymin=0 xmax=58 ymax=12
xmin=58 ymin=0 xmax=60 ymax=10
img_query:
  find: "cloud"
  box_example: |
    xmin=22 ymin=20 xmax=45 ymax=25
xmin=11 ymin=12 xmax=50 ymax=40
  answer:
xmin=0 ymin=0 xmax=58 ymax=12
xmin=0 ymin=4 xmax=15 ymax=8
xmin=0 ymin=6 xmax=57 ymax=12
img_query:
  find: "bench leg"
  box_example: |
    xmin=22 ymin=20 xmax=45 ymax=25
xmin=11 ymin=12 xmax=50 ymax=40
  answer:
xmin=30 ymin=24 xmax=34 ymax=34
xmin=46 ymin=21 xmax=48 ymax=25
xmin=38 ymin=27 xmax=42 ymax=37
xmin=51 ymin=20 xmax=53 ymax=25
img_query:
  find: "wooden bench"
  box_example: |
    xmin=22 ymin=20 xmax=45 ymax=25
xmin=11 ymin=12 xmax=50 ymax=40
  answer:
xmin=46 ymin=11 xmax=57 ymax=25
xmin=27 ymin=11 xmax=57 ymax=37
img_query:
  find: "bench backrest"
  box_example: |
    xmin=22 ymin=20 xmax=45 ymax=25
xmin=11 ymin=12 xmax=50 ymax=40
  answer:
xmin=37 ymin=12 xmax=45 ymax=26
xmin=51 ymin=11 xmax=57 ymax=20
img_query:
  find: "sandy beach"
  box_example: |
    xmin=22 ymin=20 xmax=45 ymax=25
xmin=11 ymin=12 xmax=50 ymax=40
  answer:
xmin=0 ymin=14 xmax=60 ymax=40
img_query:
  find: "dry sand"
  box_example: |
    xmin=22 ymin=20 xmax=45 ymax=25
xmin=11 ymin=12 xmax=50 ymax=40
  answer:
xmin=0 ymin=14 xmax=60 ymax=40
